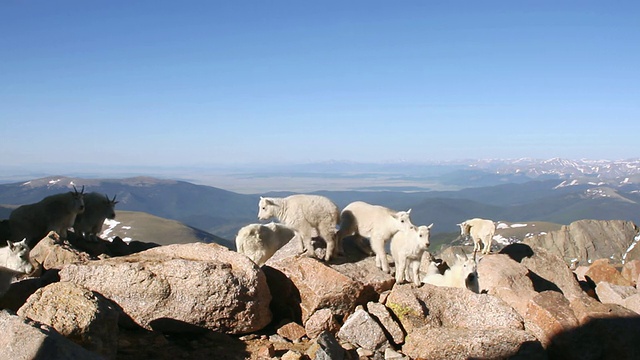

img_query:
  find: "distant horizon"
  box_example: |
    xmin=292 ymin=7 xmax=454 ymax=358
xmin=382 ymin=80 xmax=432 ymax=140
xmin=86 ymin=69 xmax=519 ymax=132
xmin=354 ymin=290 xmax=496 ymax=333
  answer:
xmin=2 ymin=157 xmax=639 ymax=194
xmin=3 ymin=155 xmax=640 ymax=168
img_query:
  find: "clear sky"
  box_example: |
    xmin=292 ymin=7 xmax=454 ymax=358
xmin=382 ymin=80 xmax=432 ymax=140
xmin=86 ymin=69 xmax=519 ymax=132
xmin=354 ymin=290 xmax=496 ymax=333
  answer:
xmin=1 ymin=1 xmax=639 ymax=169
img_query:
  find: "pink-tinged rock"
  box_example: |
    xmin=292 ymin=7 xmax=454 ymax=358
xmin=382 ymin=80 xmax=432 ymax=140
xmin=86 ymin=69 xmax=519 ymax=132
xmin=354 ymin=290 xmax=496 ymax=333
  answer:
xmin=585 ymin=258 xmax=632 ymax=286
xmin=595 ymin=281 xmax=640 ymax=314
xmin=277 ymin=321 xmax=307 ymax=342
xmin=501 ymin=244 xmax=584 ymax=300
xmin=329 ymin=255 xmax=395 ymax=302
xmin=337 ymin=306 xmax=389 ymax=351
xmin=386 ymin=283 xmax=523 ymax=334
xmin=256 ymin=343 xmax=275 ymax=358
xmin=623 ymin=294 xmax=640 ymax=315
xmin=265 ymin=256 xmax=365 ymax=324
xmin=304 ymin=308 xmax=341 ymax=339
xmin=383 ymin=283 xmax=430 ymax=335
xmin=402 ymin=326 xmax=543 ymax=360
xmin=30 ymin=232 xmax=91 ymax=270
xmin=524 ymin=290 xmax=579 ymax=347
xmin=59 ymin=243 xmax=272 ymax=334
xmin=570 ymin=294 xmax=639 ymax=325
xmin=366 ymin=301 xmax=405 ymax=345
xmin=477 ymin=254 xmax=537 ymax=316
xmin=0 ymin=310 xmax=104 ymax=360
xmin=573 ymin=266 xmax=590 ymax=282
xmin=621 ymin=259 xmax=640 ymax=286
xmin=17 ymin=282 xmax=119 ymax=359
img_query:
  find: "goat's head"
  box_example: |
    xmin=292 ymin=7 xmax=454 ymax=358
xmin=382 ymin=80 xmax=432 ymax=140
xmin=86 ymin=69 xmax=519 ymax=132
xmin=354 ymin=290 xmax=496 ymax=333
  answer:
xmin=257 ymin=197 xmax=277 ymax=220
xmin=6 ymin=238 xmax=35 ymax=275
xmin=417 ymin=224 xmax=433 ymax=249
xmin=393 ymin=209 xmax=415 ymax=231
xmin=71 ymin=185 xmax=86 ymax=213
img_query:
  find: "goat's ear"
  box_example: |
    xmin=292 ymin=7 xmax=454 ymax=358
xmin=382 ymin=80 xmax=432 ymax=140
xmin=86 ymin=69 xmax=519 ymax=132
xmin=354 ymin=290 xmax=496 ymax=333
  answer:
xmin=428 ymin=223 xmax=434 ymax=229
xmin=406 ymin=209 xmax=412 ymax=214
xmin=6 ymin=240 xmax=12 ymax=249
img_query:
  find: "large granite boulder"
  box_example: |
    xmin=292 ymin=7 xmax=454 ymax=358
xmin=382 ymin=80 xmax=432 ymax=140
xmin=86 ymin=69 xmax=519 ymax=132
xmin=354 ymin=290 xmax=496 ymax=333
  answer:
xmin=0 ymin=310 xmax=105 ymax=360
xmin=59 ymin=242 xmax=272 ymax=334
xmin=17 ymin=281 xmax=119 ymax=359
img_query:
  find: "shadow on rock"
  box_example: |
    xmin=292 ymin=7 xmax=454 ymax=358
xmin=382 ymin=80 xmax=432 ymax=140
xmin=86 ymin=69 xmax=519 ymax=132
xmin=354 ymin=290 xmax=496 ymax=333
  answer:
xmin=501 ymin=243 xmax=535 ymax=263
xmin=549 ymin=316 xmax=640 ymax=360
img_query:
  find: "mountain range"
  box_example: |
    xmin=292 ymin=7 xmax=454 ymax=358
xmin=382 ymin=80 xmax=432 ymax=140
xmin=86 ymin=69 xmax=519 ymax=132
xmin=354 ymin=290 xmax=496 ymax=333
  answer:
xmin=0 ymin=158 xmax=639 ymax=245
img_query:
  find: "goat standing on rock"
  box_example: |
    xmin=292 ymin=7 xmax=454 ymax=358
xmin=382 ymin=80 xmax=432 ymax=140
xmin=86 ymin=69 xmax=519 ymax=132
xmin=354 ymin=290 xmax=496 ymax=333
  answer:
xmin=458 ymin=218 xmax=496 ymax=255
xmin=257 ymin=195 xmax=340 ymax=261
xmin=9 ymin=186 xmax=85 ymax=247
xmin=391 ymin=224 xmax=433 ymax=285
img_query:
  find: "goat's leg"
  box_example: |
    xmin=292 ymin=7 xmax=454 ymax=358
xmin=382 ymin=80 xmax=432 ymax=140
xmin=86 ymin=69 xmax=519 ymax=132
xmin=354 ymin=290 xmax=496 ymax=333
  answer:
xmin=371 ymin=237 xmax=390 ymax=273
xmin=411 ymin=260 xmax=421 ymax=286
xmin=395 ymin=256 xmax=406 ymax=283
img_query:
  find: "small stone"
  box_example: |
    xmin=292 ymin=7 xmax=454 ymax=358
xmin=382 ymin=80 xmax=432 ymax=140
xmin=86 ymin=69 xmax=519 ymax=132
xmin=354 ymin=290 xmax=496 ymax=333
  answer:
xmin=256 ymin=343 xmax=275 ymax=358
xmin=357 ymin=348 xmax=374 ymax=357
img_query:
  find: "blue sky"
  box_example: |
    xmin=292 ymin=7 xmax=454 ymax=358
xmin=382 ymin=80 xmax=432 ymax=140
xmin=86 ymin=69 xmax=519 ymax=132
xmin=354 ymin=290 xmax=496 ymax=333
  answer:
xmin=1 ymin=1 xmax=639 ymax=169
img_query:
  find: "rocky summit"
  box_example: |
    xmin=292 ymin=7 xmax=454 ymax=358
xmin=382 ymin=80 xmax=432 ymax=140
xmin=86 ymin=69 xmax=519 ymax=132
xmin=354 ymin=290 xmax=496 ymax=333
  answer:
xmin=1 ymin=226 xmax=640 ymax=360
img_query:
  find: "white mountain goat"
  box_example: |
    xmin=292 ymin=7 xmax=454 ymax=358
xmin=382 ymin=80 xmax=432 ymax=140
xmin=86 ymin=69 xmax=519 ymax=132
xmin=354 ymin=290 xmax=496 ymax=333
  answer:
xmin=458 ymin=218 xmax=496 ymax=255
xmin=391 ymin=224 xmax=433 ymax=285
xmin=73 ymin=192 xmax=118 ymax=242
xmin=422 ymin=253 xmax=479 ymax=293
xmin=9 ymin=186 xmax=85 ymax=247
xmin=0 ymin=238 xmax=35 ymax=275
xmin=257 ymin=195 xmax=340 ymax=261
xmin=236 ymin=222 xmax=298 ymax=266
xmin=336 ymin=201 xmax=414 ymax=273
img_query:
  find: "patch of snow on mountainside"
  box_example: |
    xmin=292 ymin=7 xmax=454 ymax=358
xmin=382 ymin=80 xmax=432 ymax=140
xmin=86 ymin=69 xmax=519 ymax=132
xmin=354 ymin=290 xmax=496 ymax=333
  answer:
xmin=469 ymin=158 xmax=640 ymax=181
xmin=101 ymin=218 xmax=132 ymax=242
xmin=493 ymin=234 xmax=519 ymax=246
xmin=554 ymin=180 xmax=580 ymax=189
xmin=623 ymin=232 xmax=640 ymax=264
xmin=583 ymin=187 xmax=637 ymax=203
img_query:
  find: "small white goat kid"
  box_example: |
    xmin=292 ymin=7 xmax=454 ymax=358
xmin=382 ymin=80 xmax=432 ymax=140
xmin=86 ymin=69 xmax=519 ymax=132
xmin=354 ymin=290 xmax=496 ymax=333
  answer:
xmin=422 ymin=252 xmax=479 ymax=293
xmin=0 ymin=238 xmax=35 ymax=275
xmin=391 ymin=224 xmax=433 ymax=285
xmin=235 ymin=222 xmax=297 ymax=266
xmin=458 ymin=218 xmax=496 ymax=255
xmin=257 ymin=195 xmax=340 ymax=261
